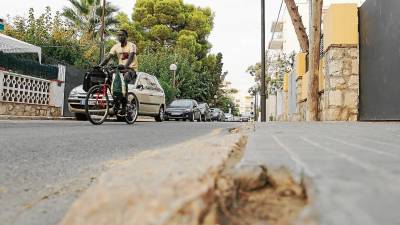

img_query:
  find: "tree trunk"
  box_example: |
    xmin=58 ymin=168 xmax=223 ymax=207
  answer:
xmin=284 ymin=0 xmax=309 ymax=53
xmin=307 ymin=0 xmax=323 ymax=121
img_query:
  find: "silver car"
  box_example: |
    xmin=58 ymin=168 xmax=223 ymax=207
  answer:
xmin=68 ymin=72 xmax=166 ymax=121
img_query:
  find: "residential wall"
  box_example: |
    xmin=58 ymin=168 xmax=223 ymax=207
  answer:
xmin=281 ymin=3 xmax=359 ymax=122
xmin=322 ymin=46 xmax=359 ymax=121
xmin=0 ymin=102 xmax=61 ymax=117
xmin=0 ymin=69 xmax=64 ymax=118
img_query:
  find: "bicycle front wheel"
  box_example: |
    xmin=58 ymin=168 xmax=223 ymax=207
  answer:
xmin=85 ymin=85 xmax=110 ymax=125
xmin=125 ymin=92 xmax=139 ymax=125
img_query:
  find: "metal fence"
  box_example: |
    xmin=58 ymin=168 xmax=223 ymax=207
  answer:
xmin=63 ymin=65 xmax=85 ymax=116
xmin=359 ymin=0 xmax=400 ymax=120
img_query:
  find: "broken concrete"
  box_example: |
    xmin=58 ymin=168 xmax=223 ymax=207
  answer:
xmin=58 ymin=129 xmax=248 ymax=225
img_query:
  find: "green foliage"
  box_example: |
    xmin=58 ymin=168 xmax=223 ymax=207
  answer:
xmin=62 ymin=0 xmax=119 ymax=40
xmin=128 ymin=0 xmax=214 ymax=57
xmin=4 ymin=1 xmax=230 ymax=107
xmin=0 ymin=52 xmax=58 ymax=79
xmin=138 ymin=48 xmax=226 ymax=105
xmin=215 ymin=95 xmax=239 ymax=116
xmin=247 ymin=52 xmax=295 ymax=95
xmin=4 ymin=8 xmax=89 ymax=67
xmin=128 ymin=0 xmax=226 ymax=105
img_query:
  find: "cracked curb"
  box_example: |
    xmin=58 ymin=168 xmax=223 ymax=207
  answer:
xmin=58 ymin=127 xmax=248 ymax=225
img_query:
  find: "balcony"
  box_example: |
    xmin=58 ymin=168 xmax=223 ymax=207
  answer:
xmin=270 ymin=21 xmax=284 ymax=33
xmin=268 ymin=40 xmax=283 ymax=50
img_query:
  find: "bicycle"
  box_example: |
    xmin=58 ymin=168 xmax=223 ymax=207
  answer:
xmin=84 ymin=65 xmax=139 ymax=125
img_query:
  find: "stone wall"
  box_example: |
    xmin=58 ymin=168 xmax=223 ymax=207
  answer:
xmin=0 ymin=102 xmax=61 ymax=117
xmin=321 ymin=46 xmax=359 ymax=121
xmin=285 ymin=46 xmax=359 ymax=122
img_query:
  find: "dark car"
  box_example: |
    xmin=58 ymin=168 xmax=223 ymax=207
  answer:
xmin=165 ymin=99 xmax=202 ymax=122
xmin=210 ymin=108 xmax=224 ymax=121
xmin=198 ymin=103 xmax=211 ymax=122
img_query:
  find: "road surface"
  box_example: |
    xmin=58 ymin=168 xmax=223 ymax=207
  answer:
xmin=0 ymin=120 xmax=238 ymax=225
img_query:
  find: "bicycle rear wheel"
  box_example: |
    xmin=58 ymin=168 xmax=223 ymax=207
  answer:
xmin=85 ymin=85 xmax=110 ymax=125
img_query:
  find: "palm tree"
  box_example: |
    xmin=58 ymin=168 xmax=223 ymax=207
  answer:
xmin=62 ymin=0 xmax=119 ymax=40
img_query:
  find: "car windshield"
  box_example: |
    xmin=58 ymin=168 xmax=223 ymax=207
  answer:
xmin=198 ymin=103 xmax=206 ymax=108
xmin=210 ymin=108 xmax=219 ymax=112
xmin=170 ymin=100 xmax=192 ymax=107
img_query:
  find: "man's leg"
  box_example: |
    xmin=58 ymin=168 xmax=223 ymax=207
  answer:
xmin=120 ymin=70 xmax=136 ymax=115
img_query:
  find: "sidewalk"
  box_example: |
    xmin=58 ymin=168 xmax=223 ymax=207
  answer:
xmin=242 ymin=122 xmax=400 ymax=225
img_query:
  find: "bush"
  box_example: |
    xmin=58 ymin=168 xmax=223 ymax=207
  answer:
xmin=0 ymin=52 xmax=58 ymax=79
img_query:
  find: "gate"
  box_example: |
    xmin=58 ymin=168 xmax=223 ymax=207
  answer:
xmin=63 ymin=66 xmax=85 ymax=117
xmin=359 ymin=0 xmax=400 ymax=120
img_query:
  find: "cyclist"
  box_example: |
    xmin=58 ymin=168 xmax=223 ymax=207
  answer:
xmin=99 ymin=29 xmax=138 ymax=115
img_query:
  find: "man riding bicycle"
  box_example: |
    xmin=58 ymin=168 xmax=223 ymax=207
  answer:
xmin=99 ymin=29 xmax=138 ymax=115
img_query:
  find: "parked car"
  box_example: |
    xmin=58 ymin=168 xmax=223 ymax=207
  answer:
xmin=210 ymin=108 xmax=224 ymax=121
xmin=232 ymin=116 xmax=242 ymax=122
xmin=224 ymin=113 xmax=233 ymax=122
xmin=68 ymin=72 xmax=166 ymax=122
xmin=241 ymin=112 xmax=253 ymax=122
xmin=198 ymin=103 xmax=211 ymax=122
xmin=165 ymin=99 xmax=201 ymax=122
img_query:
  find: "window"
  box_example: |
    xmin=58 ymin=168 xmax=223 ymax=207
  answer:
xmin=138 ymin=75 xmax=152 ymax=90
xmin=147 ymin=76 xmax=162 ymax=92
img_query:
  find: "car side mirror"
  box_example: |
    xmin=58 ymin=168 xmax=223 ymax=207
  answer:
xmin=137 ymin=84 xmax=144 ymax=90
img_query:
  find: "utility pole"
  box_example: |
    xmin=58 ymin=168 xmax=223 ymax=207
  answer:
xmin=254 ymin=92 xmax=258 ymax=121
xmin=99 ymin=0 xmax=106 ymax=62
xmin=307 ymin=0 xmax=323 ymax=121
xmin=260 ymin=0 xmax=267 ymax=122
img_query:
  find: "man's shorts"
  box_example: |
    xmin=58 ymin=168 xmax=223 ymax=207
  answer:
xmin=124 ymin=69 xmax=137 ymax=84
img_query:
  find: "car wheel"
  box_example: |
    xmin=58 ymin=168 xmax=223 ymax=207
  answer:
xmin=155 ymin=106 xmax=164 ymax=122
xmin=74 ymin=113 xmax=87 ymax=121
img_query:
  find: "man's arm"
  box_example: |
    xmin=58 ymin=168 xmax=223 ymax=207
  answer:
xmin=124 ymin=52 xmax=136 ymax=69
xmin=99 ymin=54 xmax=113 ymax=67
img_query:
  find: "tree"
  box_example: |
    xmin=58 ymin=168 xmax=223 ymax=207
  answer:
xmin=62 ymin=0 xmax=119 ymax=40
xmin=284 ymin=0 xmax=309 ymax=53
xmin=4 ymin=7 xmax=97 ymax=68
xmin=129 ymin=0 xmax=214 ymax=58
xmin=122 ymin=0 xmax=225 ymax=105
xmin=247 ymin=52 xmax=294 ymax=96
xmin=283 ymin=0 xmax=323 ymax=121
xmin=307 ymin=0 xmax=323 ymax=121
xmin=138 ymin=48 xmax=226 ymax=105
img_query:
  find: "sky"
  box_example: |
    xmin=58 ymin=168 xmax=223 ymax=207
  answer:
xmin=0 ymin=0 xmax=282 ymax=96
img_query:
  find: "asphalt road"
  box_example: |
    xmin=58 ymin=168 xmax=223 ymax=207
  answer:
xmin=0 ymin=120 xmax=239 ymax=225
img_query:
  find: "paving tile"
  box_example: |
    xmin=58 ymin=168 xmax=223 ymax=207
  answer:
xmin=243 ymin=122 xmax=400 ymax=225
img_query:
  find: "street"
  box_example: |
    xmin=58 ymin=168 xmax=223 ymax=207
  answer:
xmin=0 ymin=120 xmax=238 ymax=225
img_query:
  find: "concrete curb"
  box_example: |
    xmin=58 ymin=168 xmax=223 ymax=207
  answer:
xmin=58 ymin=127 xmax=247 ymax=225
